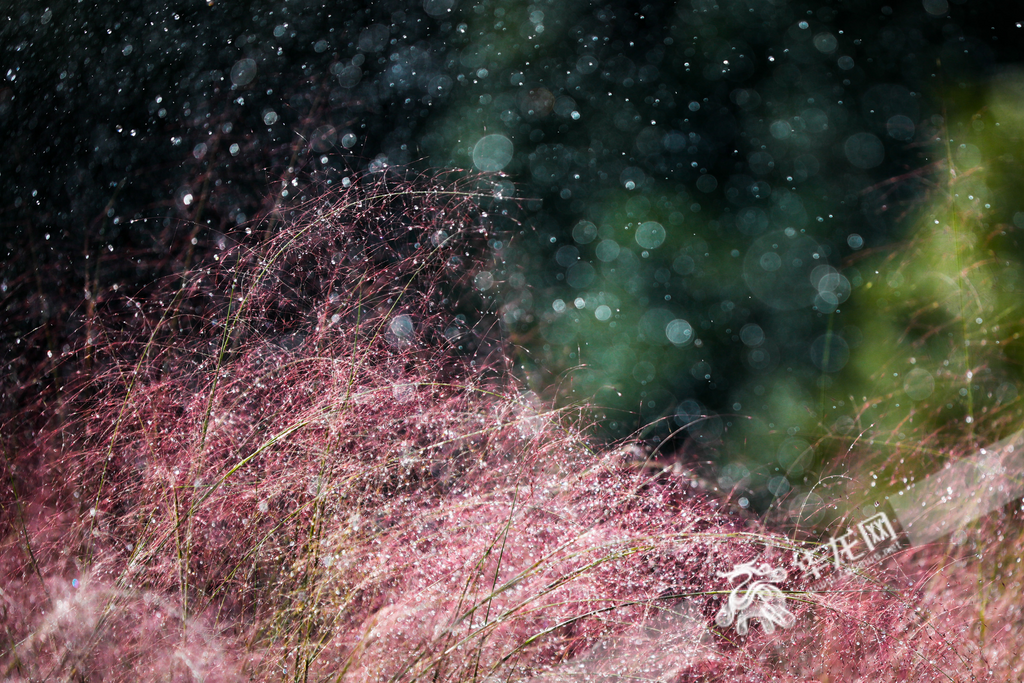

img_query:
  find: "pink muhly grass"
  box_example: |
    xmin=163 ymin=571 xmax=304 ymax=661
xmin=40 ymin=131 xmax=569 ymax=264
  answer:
xmin=1 ymin=173 xmax=1019 ymax=681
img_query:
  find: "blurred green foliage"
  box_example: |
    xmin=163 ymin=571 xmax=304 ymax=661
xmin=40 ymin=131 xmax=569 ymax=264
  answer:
xmin=411 ymin=0 xmax=1023 ymax=513
xmin=828 ymin=73 xmax=1024 ymax=493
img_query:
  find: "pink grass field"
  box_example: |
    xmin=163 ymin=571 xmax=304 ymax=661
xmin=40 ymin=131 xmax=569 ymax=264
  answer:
xmin=2 ymin=175 xmax=1021 ymax=681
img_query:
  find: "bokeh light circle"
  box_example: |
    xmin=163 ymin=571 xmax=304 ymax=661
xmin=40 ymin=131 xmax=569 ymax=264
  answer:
xmin=472 ymin=134 xmax=514 ymax=172
xmin=743 ymin=230 xmax=822 ymax=310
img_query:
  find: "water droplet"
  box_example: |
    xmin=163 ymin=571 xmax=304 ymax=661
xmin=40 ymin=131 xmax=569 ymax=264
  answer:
xmin=230 ymin=58 xmax=257 ymax=86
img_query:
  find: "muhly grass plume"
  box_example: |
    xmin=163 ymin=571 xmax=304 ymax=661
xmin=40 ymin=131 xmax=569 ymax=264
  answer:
xmin=1 ymin=173 xmax=1019 ymax=681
